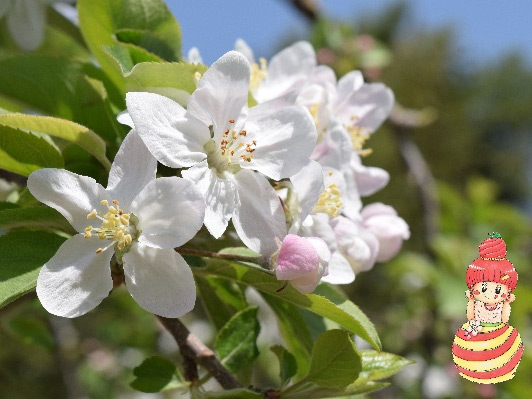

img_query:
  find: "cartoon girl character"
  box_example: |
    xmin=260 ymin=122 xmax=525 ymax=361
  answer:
xmin=452 ymin=233 xmax=523 ymax=384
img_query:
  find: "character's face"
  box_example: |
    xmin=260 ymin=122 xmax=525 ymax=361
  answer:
xmin=472 ymin=281 xmax=509 ymax=305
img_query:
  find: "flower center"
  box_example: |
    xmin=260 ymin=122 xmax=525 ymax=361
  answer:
xmin=312 ymin=183 xmax=344 ymax=218
xmin=84 ymin=200 xmax=138 ymax=254
xmin=250 ymin=58 xmax=268 ymax=92
xmin=205 ymin=119 xmax=258 ymax=175
xmin=345 ymin=116 xmax=372 ymax=157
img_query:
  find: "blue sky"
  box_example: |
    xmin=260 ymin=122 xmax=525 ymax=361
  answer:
xmin=168 ymin=0 xmax=532 ymax=66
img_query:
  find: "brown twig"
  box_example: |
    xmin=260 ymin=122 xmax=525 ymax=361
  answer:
xmin=157 ymin=316 xmax=242 ymax=390
xmin=394 ymin=126 xmax=439 ymax=243
xmin=285 ymin=0 xmax=319 ymax=21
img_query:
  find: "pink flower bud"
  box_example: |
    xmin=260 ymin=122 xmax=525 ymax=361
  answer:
xmin=273 ymin=234 xmax=330 ymax=294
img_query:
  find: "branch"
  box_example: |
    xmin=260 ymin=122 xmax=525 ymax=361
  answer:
xmin=394 ymin=127 xmax=440 ymax=243
xmin=157 ymin=316 xmax=242 ymax=390
xmin=285 ymin=0 xmax=319 ymax=22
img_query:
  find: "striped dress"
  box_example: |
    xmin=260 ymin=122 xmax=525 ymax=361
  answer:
xmin=452 ymin=321 xmax=523 ymax=383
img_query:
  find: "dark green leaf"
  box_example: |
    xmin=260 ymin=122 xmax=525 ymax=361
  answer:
xmin=214 ymin=307 xmax=261 ymax=373
xmin=193 ymin=260 xmax=381 ymax=350
xmin=0 ymin=125 xmax=63 ymax=176
xmin=8 ymin=316 xmax=55 ymax=351
xmin=0 ymin=231 xmax=67 ymax=309
xmin=197 ymin=275 xmax=247 ymax=330
xmin=271 ymin=345 xmax=298 ymax=384
xmin=306 ymin=330 xmax=361 ymax=389
xmin=0 ymin=205 xmax=75 ymax=233
xmin=130 ymin=356 xmax=184 ymax=393
xmin=262 ymin=294 xmax=313 ymax=378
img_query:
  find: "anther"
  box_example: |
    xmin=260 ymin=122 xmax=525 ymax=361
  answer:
xmin=87 ymin=209 xmax=97 ymax=219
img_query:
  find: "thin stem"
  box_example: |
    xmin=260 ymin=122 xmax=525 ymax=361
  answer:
xmin=176 ymin=248 xmax=262 ymax=263
xmin=157 ymin=316 xmax=242 ymax=390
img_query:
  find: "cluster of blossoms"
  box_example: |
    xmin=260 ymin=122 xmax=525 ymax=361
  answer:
xmin=28 ymin=40 xmax=409 ymax=319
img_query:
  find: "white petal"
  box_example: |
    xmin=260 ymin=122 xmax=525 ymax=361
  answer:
xmin=187 ymin=51 xmax=250 ymax=132
xmin=116 ymin=110 xmax=134 ymax=127
xmin=336 ymin=71 xmax=364 ymax=102
xmin=245 ymin=106 xmax=316 ymax=180
xmin=106 ymin=130 xmax=156 ymax=209
xmin=28 ymin=169 xmax=108 ymax=232
xmin=7 ymin=0 xmax=46 ymax=51
xmin=353 ymin=154 xmax=390 ymax=196
xmin=36 ymin=235 xmax=113 ymax=318
xmin=335 ymin=83 xmax=394 ymax=133
xmin=234 ymin=38 xmax=255 ymax=64
xmin=267 ymin=41 xmax=316 ymax=81
xmin=182 ymin=160 xmax=236 ymax=238
xmin=126 ymin=92 xmax=209 ymax=168
xmin=132 ymin=177 xmax=205 ymax=249
xmin=316 ymin=123 xmax=352 ymax=171
xmin=123 ymin=243 xmax=196 ymax=318
xmin=232 ymin=170 xmax=286 ymax=256
xmin=321 ymin=251 xmax=355 ymax=284
xmin=290 ymin=160 xmax=324 ymax=222
xmin=187 ymin=47 xmax=203 ymax=64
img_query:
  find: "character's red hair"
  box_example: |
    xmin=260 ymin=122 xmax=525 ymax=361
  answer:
xmin=466 ymin=234 xmax=518 ymax=291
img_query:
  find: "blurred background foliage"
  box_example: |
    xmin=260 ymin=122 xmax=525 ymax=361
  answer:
xmin=1 ymin=1 xmax=532 ymax=398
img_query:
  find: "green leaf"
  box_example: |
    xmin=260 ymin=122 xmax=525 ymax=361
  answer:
xmin=78 ymin=0 xmax=182 ymax=89
xmin=214 ymin=307 xmax=261 ymax=373
xmin=357 ymin=350 xmax=413 ymax=383
xmin=8 ymin=315 xmax=55 ymax=351
xmin=271 ymin=345 xmax=298 ymax=384
xmin=0 ymin=55 xmax=123 ymax=143
xmin=193 ymin=260 xmax=381 ymax=350
xmin=305 ymin=330 xmax=361 ymax=389
xmin=125 ymin=61 xmax=208 ymax=106
xmin=191 ymin=388 xmax=262 ymax=399
xmin=0 ymin=125 xmax=63 ymax=176
xmin=0 ymin=231 xmax=67 ymax=309
xmin=0 ymin=205 xmax=75 ymax=233
xmin=0 ymin=114 xmax=111 ymax=170
xmin=282 ymin=381 xmax=389 ymax=399
xmin=105 ymin=44 xmax=163 ymax=75
xmin=197 ymin=275 xmax=247 ymax=330
xmin=261 ymin=294 xmax=313 ymax=377
xmin=130 ymin=356 xmax=185 ymax=393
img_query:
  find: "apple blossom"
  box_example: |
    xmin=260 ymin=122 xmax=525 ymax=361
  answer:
xmin=271 ymin=234 xmax=330 ymax=294
xmin=127 ymin=51 xmax=317 ymax=256
xmin=27 ymin=131 xmax=205 ymax=318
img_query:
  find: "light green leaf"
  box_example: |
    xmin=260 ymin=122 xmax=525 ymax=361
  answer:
xmin=271 ymin=345 xmax=298 ymax=384
xmin=0 ymin=125 xmax=63 ymax=176
xmin=78 ymin=0 xmax=182 ymax=89
xmin=305 ymin=330 xmax=361 ymax=389
xmin=214 ymin=307 xmax=261 ymax=373
xmin=0 ymin=204 xmax=75 ymax=233
xmin=130 ymin=356 xmax=185 ymax=393
xmin=193 ymin=259 xmax=381 ymax=350
xmin=197 ymin=275 xmax=247 ymax=330
xmin=191 ymin=388 xmax=262 ymax=399
xmin=0 ymin=114 xmax=111 ymax=170
xmin=125 ymin=61 xmax=208 ymax=105
xmin=105 ymin=44 xmax=163 ymax=76
xmin=0 ymin=231 xmax=67 ymax=309
xmin=357 ymin=350 xmax=413 ymax=383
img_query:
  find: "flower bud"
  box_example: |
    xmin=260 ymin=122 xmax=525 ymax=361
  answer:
xmin=272 ymin=234 xmax=330 ymax=294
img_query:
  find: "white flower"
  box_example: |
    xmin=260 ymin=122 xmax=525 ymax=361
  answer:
xmin=0 ymin=0 xmax=74 ymax=51
xmin=127 ymin=51 xmax=317 ymax=256
xmin=27 ymin=131 xmax=205 ymax=318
